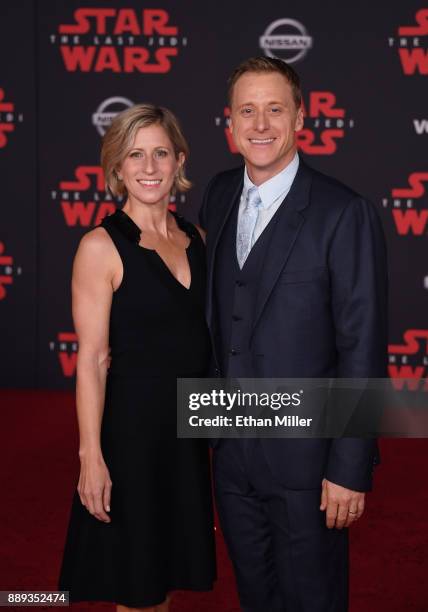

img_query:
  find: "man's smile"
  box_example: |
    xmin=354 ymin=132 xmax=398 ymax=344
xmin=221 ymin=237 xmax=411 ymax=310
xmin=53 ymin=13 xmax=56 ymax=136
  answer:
xmin=248 ymin=137 xmax=276 ymax=145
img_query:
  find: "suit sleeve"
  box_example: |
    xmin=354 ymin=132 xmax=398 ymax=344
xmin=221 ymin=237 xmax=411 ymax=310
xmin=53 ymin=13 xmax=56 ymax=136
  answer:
xmin=325 ymin=197 xmax=388 ymax=491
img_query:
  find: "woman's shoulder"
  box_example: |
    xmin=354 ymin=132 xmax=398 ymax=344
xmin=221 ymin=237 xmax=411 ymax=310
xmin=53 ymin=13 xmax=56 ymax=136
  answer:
xmin=76 ymin=225 xmax=117 ymax=264
xmin=100 ymin=209 xmax=141 ymax=244
xmin=172 ymin=212 xmax=205 ymax=244
xmin=73 ymin=226 xmax=122 ymax=284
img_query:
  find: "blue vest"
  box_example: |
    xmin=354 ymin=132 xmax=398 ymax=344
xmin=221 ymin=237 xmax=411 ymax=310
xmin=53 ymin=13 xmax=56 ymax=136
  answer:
xmin=214 ymin=199 xmax=281 ymax=377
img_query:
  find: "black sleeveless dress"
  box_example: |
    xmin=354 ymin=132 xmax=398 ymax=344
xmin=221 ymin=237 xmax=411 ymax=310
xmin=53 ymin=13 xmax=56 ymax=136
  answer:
xmin=59 ymin=210 xmax=216 ymax=607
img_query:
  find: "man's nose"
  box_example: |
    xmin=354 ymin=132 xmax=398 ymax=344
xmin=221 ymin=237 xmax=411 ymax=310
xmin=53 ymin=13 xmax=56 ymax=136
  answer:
xmin=254 ymin=111 xmax=269 ymax=132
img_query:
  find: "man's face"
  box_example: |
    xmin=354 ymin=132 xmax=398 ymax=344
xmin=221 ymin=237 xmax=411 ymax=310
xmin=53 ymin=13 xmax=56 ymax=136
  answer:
xmin=229 ymin=71 xmax=303 ymax=184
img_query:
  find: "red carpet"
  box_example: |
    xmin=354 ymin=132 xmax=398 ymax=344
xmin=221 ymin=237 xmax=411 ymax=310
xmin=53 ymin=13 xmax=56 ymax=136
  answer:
xmin=1 ymin=389 xmax=427 ymax=611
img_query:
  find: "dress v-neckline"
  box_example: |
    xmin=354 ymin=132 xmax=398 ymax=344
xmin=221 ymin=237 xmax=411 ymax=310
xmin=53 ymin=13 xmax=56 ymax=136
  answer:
xmin=115 ymin=209 xmax=194 ymax=291
xmin=142 ymin=242 xmax=193 ymax=291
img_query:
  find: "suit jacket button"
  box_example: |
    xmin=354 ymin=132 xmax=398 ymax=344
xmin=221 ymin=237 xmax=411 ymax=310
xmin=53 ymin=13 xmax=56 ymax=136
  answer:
xmin=230 ymin=349 xmax=239 ymax=356
xmin=236 ymin=280 xmax=245 ymax=287
xmin=232 ymin=315 xmax=242 ymax=322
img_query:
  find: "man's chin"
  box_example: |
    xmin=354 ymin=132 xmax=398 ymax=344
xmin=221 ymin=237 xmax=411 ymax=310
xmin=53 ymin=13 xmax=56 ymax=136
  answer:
xmin=244 ymin=157 xmax=283 ymax=173
xmin=243 ymin=156 xmax=277 ymax=170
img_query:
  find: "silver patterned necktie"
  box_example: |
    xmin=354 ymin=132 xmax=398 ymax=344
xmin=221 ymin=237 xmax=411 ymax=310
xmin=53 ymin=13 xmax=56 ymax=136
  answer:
xmin=236 ymin=186 xmax=262 ymax=269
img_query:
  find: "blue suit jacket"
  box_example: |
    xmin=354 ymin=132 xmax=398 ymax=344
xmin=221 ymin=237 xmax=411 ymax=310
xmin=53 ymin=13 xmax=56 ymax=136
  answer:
xmin=200 ymin=160 xmax=388 ymax=492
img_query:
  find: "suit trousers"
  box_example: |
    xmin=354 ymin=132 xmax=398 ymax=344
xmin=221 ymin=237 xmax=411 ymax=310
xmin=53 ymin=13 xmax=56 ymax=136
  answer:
xmin=213 ymin=439 xmax=349 ymax=612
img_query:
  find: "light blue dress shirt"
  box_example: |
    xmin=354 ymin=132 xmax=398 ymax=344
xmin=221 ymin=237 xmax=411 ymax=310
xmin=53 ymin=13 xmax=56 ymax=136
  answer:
xmin=237 ymin=152 xmax=300 ymax=248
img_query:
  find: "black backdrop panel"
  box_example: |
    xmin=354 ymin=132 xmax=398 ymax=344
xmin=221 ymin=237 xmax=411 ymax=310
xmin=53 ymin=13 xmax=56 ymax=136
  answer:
xmin=0 ymin=1 xmax=37 ymax=387
xmin=0 ymin=0 xmax=427 ymax=388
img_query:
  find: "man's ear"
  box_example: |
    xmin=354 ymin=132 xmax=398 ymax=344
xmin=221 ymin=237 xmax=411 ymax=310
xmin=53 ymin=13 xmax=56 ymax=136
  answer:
xmin=229 ymin=115 xmax=234 ymax=135
xmin=295 ymin=106 xmax=304 ymax=132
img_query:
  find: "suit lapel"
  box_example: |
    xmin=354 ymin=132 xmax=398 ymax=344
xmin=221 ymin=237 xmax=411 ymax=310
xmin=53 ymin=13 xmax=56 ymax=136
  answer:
xmin=251 ymin=161 xmax=313 ymax=336
xmin=206 ymin=170 xmax=243 ymax=327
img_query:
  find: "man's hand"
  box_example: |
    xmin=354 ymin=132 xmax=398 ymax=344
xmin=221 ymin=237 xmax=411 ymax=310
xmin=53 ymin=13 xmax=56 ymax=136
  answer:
xmin=320 ymin=478 xmax=365 ymax=529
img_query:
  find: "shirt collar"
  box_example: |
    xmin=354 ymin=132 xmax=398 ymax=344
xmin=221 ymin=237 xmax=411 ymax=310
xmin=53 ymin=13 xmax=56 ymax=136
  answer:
xmin=243 ymin=152 xmax=300 ymax=210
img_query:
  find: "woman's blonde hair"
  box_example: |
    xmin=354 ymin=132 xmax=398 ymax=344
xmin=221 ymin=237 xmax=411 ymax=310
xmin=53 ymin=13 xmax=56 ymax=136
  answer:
xmin=101 ymin=103 xmax=192 ymax=197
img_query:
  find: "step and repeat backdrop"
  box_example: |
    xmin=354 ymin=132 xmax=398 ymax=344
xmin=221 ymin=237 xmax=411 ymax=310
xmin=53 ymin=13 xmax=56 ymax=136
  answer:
xmin=1 ymin=0 xmax=427 ymax=389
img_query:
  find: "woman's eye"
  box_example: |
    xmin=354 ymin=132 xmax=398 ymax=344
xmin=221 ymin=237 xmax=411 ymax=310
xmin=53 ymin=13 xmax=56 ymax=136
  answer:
xmin=155 ymin=149 xmax=169 ymax=158
xmin=130 ymin=151 xmax=142 ymax=158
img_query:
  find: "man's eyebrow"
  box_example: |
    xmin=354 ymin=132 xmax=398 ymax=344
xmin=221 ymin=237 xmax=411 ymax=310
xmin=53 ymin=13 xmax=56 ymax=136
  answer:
xmin=237 ymin=100 xmax=286 ymax=107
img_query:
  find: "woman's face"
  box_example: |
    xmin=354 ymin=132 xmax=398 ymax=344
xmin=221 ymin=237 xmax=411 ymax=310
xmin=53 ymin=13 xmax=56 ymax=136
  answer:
xmin=118 ymin=124 xmax=183 ymax=207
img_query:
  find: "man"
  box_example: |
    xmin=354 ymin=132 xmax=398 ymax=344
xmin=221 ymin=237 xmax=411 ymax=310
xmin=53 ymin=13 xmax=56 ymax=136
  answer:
xmin=199 ymin=57 xmax=387 ymax=611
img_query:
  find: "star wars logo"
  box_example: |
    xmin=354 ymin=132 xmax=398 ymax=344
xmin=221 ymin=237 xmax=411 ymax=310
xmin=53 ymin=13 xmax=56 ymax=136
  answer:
xmin=413 ymin=118 xmax=428 ymax=134
xmin=0 ymin=88 xmax=23 ymax=149
xmin=217 ymin=92 xmax=354 ymax=156
xmin=50 ymin=8 xmax=186 ymax=73
xmin=382 ymin=173 xmax=428 ymax=236
xmin=298 ymin=92 xmax=354 ymax=155
xmin=389 ymin=330 xmax=428 ymax=391
xmin=388 ymin=8 xmax=428 ymax=75
xmin=53 ymin=165 xmax=183 ymax=227
xmin=0 ymin=241 xmax=22 ymax=300
xmin=50 ymin=332 xmax=78 ymax=377
xmin=52 ymin=166 xmax=117 ymax=227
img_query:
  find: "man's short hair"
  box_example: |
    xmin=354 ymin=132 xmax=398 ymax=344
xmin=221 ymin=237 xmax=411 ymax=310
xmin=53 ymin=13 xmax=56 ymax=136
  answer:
xmin=227 ymin=56 xmax=302 ymax=110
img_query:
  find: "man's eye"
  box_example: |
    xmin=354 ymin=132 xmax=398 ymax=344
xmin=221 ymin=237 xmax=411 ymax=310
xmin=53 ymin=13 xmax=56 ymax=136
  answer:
xmin=241 ymin=108 xmax=253 ymax=115
xmin=270 ymin=107 xmax=281 ymax=113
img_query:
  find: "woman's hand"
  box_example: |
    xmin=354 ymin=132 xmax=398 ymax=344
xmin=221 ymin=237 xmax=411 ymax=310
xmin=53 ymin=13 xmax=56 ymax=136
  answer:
xmin=78 ymin=454 xmax=112 ymax=523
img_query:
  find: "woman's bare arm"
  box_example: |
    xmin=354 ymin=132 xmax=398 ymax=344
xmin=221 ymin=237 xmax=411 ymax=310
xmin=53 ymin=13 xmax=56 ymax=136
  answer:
xmin=72 ymin=227 xmax=121 ymax=523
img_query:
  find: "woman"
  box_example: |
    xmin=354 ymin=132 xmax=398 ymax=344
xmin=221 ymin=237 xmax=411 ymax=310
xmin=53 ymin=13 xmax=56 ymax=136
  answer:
xmin=59 ymin=104 xmax=216 ymax=611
